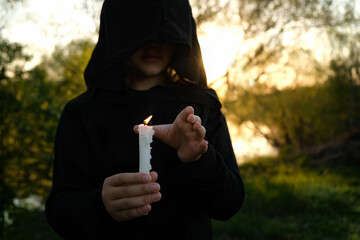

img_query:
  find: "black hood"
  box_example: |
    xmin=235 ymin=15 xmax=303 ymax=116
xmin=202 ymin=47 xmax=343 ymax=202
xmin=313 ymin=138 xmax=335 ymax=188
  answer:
xmin=84 ymin=0 xmax=207 ymax=92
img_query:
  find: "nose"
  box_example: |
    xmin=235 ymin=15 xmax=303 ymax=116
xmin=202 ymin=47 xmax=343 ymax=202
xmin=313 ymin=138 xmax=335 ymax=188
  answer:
xmin=145 ymin=41 xmax=162 ymax=50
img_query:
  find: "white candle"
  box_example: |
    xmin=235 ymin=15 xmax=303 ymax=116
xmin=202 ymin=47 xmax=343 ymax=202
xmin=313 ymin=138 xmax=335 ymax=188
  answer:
xmin=139 ymin=116 xmax=154 ymax=174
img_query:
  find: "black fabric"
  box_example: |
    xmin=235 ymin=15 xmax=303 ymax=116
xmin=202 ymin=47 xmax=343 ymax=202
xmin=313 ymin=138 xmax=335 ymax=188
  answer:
xmin=46 ymin=1 xmax=244 ymax=239
xmin=46 ymin=86 xmax=244 ymax=239
xmin=84 ymin=0 xmax=207 ymax=92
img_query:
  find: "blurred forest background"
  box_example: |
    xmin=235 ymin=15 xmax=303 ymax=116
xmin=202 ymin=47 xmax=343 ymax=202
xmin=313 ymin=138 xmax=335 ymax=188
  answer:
xmin=1 ymin=0 xmax=359 ymax=239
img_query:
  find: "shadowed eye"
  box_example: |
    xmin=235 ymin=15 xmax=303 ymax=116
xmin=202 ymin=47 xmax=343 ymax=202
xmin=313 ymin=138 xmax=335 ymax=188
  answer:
xmin=105 ymin=1 xmax=163 ymax=41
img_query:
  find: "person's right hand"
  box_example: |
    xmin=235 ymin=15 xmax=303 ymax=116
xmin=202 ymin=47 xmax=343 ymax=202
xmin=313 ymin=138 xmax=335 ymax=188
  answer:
xmin=102 ymin=171 xmax=161 ymax=221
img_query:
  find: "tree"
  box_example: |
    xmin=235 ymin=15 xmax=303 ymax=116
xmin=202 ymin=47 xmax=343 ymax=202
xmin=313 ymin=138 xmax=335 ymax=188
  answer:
xmin=43 ymin=39 xmax=94 ymax=101
xmin=0 ymin=38 xmax=94 ymax=237
xmin=223 ymin=0 xmax=360 ymax=152
xmin=0 ymin=35 xmax=30 ymax=237
xmin=79 ymin=0 xmax=230 ymax=33
xmin=0 ymin=0 xmax=25 ymax=30
xmin=190 ymin=0 xmax=232 ymax=25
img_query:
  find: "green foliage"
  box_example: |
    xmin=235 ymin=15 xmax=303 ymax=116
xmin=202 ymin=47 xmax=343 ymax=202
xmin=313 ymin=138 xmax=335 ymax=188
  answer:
xmin=0 ymin=38 xmax=30 ymax=80
xmin=238 ymin=0 xmax=330 ymax=37
xmin=44 ymin=39 xmax=93 ymax=100
xmin=212 ymin=156 xmax=360 ymax=240
xmin=3 ymin=66 xmax=59 ymax=198
xmin=0 ymin=36 xmax=31 ymax=235
xmin=0 ymin=37 xmax=94 ymax=236
xmin=224 ymin=53 xmax=360 ymax=151
xmin=3 ymin=155 xmax=359 ymax=240
xmin=232 ymin=0 xmax=359 ymax=85
xmin=1 ymin=63 xmax=63 ymax=236
xmin=1 ymin=0 xmax=359 ymax=237
xmin=225 ymin=0 xmax=360 ymax=152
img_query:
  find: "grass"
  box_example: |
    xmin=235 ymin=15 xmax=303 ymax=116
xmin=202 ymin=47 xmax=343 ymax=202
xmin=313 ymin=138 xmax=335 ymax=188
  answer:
xmin=3 ymin=155 xmax=360 ymax=239
xmin=3 ymin=207 xmax=61 ymax=240
xmin=212 ymin=155 xmax=360 ymax=240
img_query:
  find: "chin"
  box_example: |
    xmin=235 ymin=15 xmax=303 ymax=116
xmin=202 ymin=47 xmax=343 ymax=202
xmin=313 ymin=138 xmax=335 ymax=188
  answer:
xmin=141 ymin=67 xmax=166 ymax=77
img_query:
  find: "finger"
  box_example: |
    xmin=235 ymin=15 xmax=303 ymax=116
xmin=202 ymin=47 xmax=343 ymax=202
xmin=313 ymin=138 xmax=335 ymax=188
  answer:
xmin=178 ymin=106 xmax=194 ymax=122
xmin=149 ymin=171 xmax=158 ymax=182
xmin=200 ymin=140 xmax=209 ymax=153
xmin=111 ymin=189 xmax=163 ymax=221
xmin=135 ymin=124 xmax=172 ymax=142
xmin=193 ymin=125 xmax=206 ymax=139
xmin=195 ymin=140 xmax=209 ymax=159
xmin=152 ymin=124 xmax=171 ymax=141
xmin=133 ymin=125 xmax=139 ymax=134
xmin=187 ymin=114 xmax=201 ymax=125
xmin=113 ymin=191 xmax=162 ymax=211
xmin=189 ymin=140 xmax=209 ymax=162
xmin=105 ymin=172 xmax=152 ymax=186
xmin=111 ymin=182 xmax=161 ymax=199
xmin=134 ymin=124 xmax=158 ymax=134
xmin=113 ymin=204 xmax=152 ymax=221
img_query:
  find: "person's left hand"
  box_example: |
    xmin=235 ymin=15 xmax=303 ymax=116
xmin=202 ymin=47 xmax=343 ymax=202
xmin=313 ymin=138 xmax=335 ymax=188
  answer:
xmin=134 ymin=106 xmax=208 ymax=163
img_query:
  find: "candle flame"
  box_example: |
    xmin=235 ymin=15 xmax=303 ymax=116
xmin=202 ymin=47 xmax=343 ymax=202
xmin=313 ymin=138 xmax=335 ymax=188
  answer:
xmin=143 ymin=115 xmax=153 ymax=125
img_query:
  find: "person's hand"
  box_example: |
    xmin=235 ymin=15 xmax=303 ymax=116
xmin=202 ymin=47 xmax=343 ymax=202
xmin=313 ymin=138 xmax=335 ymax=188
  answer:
xmin=134 ymin=106 xmax=208 ymax=163
xmin=102 ymin=171 xmax=161 ymax=221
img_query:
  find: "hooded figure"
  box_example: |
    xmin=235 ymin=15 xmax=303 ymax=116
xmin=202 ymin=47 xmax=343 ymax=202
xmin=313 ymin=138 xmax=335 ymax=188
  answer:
xmin=46 ymin=1 xmax=244 ymax=239
xmin=85 ymin=0 xmax=207 ymax=91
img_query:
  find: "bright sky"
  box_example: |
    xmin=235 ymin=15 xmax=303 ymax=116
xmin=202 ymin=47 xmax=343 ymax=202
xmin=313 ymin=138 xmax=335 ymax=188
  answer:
xmin=3 ymin=0 xmax=277 ymax=162
xmin=3 ymin=0 xmax=98 ymax=68
xmin=4 ymin=0 xmax=241 ymax=82
xmin=198 ymin=23 xmax=243 ymax=83
xmin=3 ymin=0 xmax=244 ymax=82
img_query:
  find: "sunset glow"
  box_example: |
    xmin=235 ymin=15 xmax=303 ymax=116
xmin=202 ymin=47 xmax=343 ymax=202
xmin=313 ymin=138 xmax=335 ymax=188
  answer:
xmin=198 ymin=23 xmax=243 ymax=83
xmin=3 ymin=0 xmax=275 ymax=160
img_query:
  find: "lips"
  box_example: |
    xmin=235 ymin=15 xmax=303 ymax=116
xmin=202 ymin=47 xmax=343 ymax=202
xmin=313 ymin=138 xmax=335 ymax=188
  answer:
xmin=141 ymin=54 xmax=162 ymax=62
xmin=141 ymin=48 xmax=163 ymax=62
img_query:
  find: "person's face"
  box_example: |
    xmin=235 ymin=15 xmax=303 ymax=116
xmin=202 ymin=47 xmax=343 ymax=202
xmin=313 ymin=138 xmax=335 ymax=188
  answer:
xmin=128 ymin=41 xmax=174 ymax=78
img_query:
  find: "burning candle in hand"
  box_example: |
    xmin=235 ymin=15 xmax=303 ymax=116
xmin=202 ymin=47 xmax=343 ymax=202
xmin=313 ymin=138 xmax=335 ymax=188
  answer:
xmin=139 ymin=115 xmax=154 ymax=174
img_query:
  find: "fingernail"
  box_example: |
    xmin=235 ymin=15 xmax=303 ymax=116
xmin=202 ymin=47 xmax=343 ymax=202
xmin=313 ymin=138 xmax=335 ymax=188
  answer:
xmin=144 ymin=204 xmax=151 ymax=215
xmin=151 ymin=183 xmax=160 ymax=192
xmin=152 ymin=192 xmax=161 ymax=201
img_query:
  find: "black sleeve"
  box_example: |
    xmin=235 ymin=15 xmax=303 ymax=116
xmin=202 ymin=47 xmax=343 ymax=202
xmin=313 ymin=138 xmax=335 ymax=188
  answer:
xmin=45 ymin=104 xmax=119 ymax=239
xmin=180 ymin=108 xmax=245 ymax=220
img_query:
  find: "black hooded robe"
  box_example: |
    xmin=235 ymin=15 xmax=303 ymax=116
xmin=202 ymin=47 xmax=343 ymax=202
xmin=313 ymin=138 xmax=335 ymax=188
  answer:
xmin=45 ymin=1 xmax=244 ymax=239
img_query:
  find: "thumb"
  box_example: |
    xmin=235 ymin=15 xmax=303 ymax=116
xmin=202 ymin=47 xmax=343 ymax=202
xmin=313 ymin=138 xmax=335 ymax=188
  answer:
xmin=133 ymin=124 xmax=172 ymax=142
xmin=152 ymin=124 xmax=172 ymax=142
